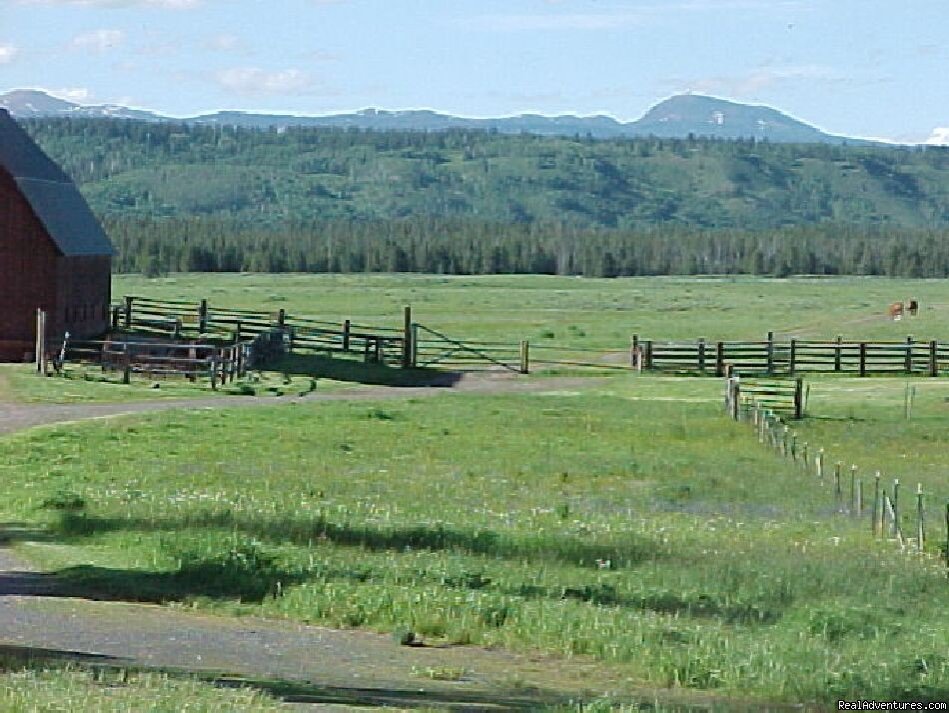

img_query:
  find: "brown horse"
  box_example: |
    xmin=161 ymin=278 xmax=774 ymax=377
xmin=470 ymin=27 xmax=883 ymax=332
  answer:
xmin=888 ymin=302 xmax=904 ymax=320
xmin=908 ymin=299 xmax=919 ymax=316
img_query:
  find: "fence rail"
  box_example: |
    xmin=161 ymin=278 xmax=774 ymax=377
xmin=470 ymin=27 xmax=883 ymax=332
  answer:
xmin=635 ymin=334 xmax=949 ymax=377
xmin=113 ymin=296 xmax=407 ymax=366
xmin=58 ymin=337 xmax=250 ymax=389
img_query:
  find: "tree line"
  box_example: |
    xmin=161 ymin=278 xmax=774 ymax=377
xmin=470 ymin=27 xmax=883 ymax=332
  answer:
xmin=107 ymin=216 xmax=949 ymax=278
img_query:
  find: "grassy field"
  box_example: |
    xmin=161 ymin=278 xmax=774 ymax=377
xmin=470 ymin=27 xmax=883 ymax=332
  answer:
xmin=4 ymin=382 xmax=947 ymax=705
xmin=115 ymin=273 xmax=949 ymax=345
xmin=3 ymin=274 xmax=948 ymax=708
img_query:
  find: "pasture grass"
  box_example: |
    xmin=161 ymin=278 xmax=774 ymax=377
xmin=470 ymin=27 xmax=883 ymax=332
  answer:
xmin=0 ymin=662 xmax=281 ymax=712
xmin=3 ymin=384 xmax=947 ymax=705
xmin=115 ymin=272 xmax=949 ymax=345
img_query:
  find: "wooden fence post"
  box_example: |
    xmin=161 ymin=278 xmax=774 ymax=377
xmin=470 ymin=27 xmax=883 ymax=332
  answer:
xmin=342 ymin=319 xmax=351 ymax=352
xmin=122 ymin=350 xmax=131 ymax=385
xmin=35 ymin=308 xmax=45 ymax=373
xmin=766 ymin=331 xmax=774 ymax=375
xmin=859 ymin=342 xmax=867 ymax=377
xmin=697 ymin=338 xmax=706 ymax=374
xmin=905 ymin=336 xmax=914 ymax=374
xmin=209 ymin=354 xmax=218 ymax=390
xmin=789 ymin=338 xmax=797 ymax=375
xmin=235 ymin=341 xmax=244 ymax=378
xmin=412 ymin=323 xmax=419 ymax=368
xmin=916 ymin=484 xmax=924 ymax=551
xmin=277 ymin=308 xmax=286 ymax=330
xmin=402 ymin=306 xmax=412 ymax=369
xmin=929 ymin=340 xmax=938 ymax=377
xmin=631 ymin=334 xmax=639 ymax=369
xmin=199 ymin=299 xmax=208 ymax=333
xmin=644 ymin=340 xmax=653 ymax=370
xmin=834 ymin=335 xmax=842 ymax=372
xmin=793 ymin=377 xmax=804 ymax=419
xmin=124 ymin=296 xmax=134 ymax=330
xmin=715 ymin=341 xmax=725 ymax=377
xmin=112 ymin=306 xmax=120 ymax=330
xmin=519 ymin=340 xmax=530 ymax=374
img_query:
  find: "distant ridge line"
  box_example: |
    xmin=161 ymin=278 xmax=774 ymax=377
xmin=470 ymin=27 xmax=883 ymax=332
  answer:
xmin=0 ymin=89 xmax=885 ymax=145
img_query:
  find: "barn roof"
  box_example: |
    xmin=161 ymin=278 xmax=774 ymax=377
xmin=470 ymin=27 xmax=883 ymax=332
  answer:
xmin=0 ymin=109 xmax=113 ymax=257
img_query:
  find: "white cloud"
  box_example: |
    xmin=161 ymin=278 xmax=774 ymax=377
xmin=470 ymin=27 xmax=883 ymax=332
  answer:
xmin=925 ymin=128 xmax=949 ymax=146
xmin=0 ymin=44 xmax=18 ymax=63
xmin=71 ymin=29 xmax=126 ymax=53
xmin=215 ymin=67 xmax=315 ymax=96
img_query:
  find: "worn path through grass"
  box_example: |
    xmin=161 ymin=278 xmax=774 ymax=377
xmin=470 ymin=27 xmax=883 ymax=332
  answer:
xmin=0 ymin=546 xmax=668 ymax=712
xmin=0 ymin=371 xmax=611 ymax=437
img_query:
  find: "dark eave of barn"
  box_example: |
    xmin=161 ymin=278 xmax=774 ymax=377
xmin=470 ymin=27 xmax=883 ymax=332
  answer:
xmin=0 ymin=108 xmax=114 ymax=257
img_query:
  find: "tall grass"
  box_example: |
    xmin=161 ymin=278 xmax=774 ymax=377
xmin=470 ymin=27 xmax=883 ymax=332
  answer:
xmin=4 ymin=387 xmax=947 ymax=704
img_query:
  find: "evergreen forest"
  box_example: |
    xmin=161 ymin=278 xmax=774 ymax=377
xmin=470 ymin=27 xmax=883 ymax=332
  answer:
xmin=23 ymin=118 xmax=949 ymax=277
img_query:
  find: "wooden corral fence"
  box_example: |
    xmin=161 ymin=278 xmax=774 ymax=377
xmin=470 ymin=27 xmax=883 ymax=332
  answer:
xmin=113 ymin=296 xmax=408 ymax=367
xmin=724 ymin=371 xmax=806 ymax=420
xmin=634 ymin=333 xmax=949 ymax=377
xmin=61 ymin=337 xmax=250 ymax=389
xmin=724 ymin=376 xmax=949 ymax=576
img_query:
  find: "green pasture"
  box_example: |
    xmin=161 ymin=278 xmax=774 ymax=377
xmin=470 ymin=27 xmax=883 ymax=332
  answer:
xmin=4 ymin=383 xmax=947 ymax=706
xmin=115 ymin=272 xmax=949 ymax=346
xmin=787 ymin=376 xmax=949 ymax=512
xmin=0 ymin=663 xmax=282 ymax=712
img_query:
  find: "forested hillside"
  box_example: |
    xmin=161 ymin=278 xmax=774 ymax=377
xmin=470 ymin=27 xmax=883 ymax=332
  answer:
xmin=23 ymin=118 xmax=949 ymax=276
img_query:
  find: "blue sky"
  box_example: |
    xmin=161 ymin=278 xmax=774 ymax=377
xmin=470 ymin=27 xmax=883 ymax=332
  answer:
xmin=0 ymin=0 xmax=946 ymax=143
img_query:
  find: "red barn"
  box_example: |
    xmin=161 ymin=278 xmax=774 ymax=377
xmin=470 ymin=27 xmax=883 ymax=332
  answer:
xmin=0 ymin=109 xmax=113 ymax=361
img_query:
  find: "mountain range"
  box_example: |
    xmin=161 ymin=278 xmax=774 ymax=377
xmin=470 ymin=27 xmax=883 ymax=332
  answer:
xmin=1 ymin=89 xmax=875 ymax=145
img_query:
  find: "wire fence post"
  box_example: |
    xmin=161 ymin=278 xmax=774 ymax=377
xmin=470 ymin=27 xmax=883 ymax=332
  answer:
xmin=834 ymin=462 xmax=842 ymax=508
xmin=893 ymin=479 xmax=900 ymax=538
xmin=873 ymin=472 xmax=881 ymax=536
xmin=850 ymin=465 xmax=858 ymax=515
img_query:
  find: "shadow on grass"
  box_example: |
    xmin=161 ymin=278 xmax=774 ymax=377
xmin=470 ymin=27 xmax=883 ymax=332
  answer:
xmin=0 ymin=522 xmax=57 ymax=545
xmin=269 ymin=352 xmax=463 ymax=388
xmin=49 ymin=545 xmax=308 ymax=604
xmin=0 ymin=644 xmax=752 ymax=711
xmin=0 ymin=643 xmax=574 ymax=711
xmin=0 ymin=643 xmax=123 ymax=669
xmin=54 ymin=511 xmax=657 ymax=571
xmin=18 ymin=516 xmax=791 ymax=625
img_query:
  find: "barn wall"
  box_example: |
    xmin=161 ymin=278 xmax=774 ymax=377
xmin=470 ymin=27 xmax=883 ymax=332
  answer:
xmin=55 ymin=254 xmax=112 ymax=340
xmin=0 ymin=168 xmax=59 ymax=360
